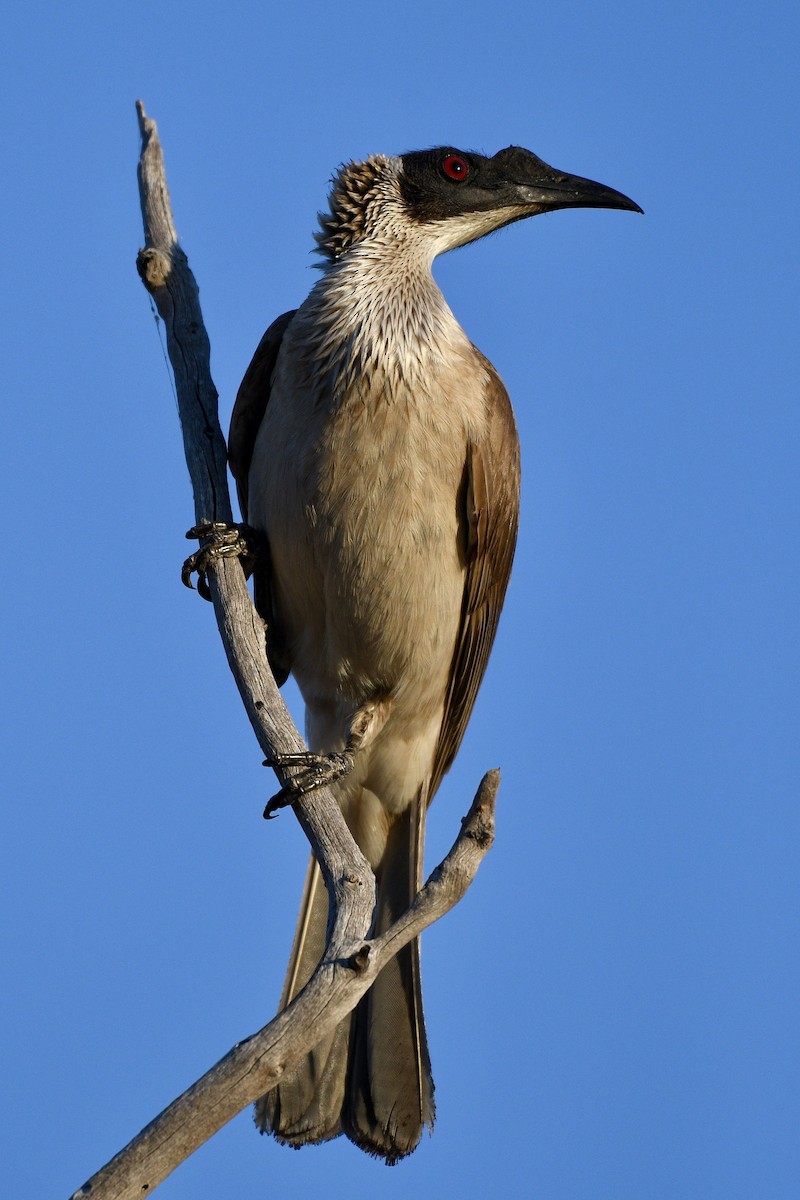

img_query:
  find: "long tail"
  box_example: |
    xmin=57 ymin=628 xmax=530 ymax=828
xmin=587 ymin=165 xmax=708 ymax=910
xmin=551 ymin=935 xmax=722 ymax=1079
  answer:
xmin=255 ymin=792 xmax=435 ymax=1162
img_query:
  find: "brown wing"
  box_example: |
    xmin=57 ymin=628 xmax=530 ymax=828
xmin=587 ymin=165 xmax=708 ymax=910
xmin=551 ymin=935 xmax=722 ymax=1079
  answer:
xmin=228 ymin=309 xmax=296 ymax=521
xmin=429 ymin=352 xmax=521 ymax=798
xmin=228 ymin=310 xmax=296 ymax=684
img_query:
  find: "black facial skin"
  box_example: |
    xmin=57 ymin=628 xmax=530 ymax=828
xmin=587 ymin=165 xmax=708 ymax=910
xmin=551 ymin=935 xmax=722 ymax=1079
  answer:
xmin=399 ymin=145 xmax=642 ymax=222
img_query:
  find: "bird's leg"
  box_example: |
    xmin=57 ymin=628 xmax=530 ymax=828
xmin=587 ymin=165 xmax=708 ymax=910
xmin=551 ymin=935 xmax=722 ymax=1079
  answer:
xmin=262 ymin=744 xmax=356 ymax=819
xmin=262 ymin=698 xmax=392 ymax=819
xmin=181 ymin=521 xmax=265 ymax=600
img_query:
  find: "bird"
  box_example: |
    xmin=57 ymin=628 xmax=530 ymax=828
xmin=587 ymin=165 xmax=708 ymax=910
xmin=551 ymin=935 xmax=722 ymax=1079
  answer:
xmin=227 ymin=144 xmax=641 ymax=1163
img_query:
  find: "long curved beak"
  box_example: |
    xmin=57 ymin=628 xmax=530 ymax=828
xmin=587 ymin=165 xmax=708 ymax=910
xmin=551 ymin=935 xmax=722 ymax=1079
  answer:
xmin=514 ymin=168 xmax=642 ymax=215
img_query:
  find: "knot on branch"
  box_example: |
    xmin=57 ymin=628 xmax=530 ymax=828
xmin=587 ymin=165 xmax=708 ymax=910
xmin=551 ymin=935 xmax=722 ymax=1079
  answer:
xmin=458 ymin=770 xmax=499 ymax=851
xmin=137 ymin=246 xmax=172 ymax=290
xmin=347 ymin=944 xmax=371 ymax=973
xmin=462 ymin=802 xmax=495 ymax=850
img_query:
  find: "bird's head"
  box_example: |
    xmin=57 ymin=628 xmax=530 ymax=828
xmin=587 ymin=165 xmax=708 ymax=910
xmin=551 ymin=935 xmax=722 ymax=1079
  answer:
xmin=315 ymin=145 xmax=641 ymax=263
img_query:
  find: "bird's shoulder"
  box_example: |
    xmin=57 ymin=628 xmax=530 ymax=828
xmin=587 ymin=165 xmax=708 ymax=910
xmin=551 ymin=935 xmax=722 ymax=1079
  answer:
xmin=228 ymin=309 xmax=297 ymax=519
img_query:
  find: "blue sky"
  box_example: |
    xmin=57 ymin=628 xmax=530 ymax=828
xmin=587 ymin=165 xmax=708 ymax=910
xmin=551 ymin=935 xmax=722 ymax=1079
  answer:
xmin=2 ymin=2 xmax=798 ymax=1198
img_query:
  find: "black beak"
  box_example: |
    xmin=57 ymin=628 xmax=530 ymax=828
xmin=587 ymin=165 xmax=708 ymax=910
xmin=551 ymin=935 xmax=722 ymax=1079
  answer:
xmin=515 ymin=171 xmax=643 ymax=215
xmin=493 ymin=146 xmax=643 ymax=215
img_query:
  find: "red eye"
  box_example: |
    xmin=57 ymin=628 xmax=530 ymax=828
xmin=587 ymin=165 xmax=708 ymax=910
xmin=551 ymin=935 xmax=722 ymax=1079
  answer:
xmin=442 ymin=154 xmax=469 ymax=181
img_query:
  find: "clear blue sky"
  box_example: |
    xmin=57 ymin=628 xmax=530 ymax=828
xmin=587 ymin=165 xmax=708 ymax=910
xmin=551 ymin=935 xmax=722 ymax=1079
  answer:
xmin=2 ymin=2 xmax=798 ymax=1198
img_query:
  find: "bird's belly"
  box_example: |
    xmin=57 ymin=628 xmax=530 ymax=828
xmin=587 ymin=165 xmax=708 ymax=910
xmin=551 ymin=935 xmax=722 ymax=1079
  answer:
xmin=281 ymin=452 xmax=463 ymax=706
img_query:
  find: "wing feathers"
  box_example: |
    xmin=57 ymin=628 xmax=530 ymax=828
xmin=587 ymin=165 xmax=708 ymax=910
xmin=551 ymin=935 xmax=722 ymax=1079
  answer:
xmin=430 ymin=353 xmax=521 ymax=795
xmin=228 ymin=309 xmax=296 ymax=520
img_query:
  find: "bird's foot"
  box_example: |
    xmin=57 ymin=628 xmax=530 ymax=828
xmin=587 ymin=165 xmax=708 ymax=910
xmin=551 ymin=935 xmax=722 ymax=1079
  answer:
xmin=262 ymin=749 xmax=355 ymax=819
xmin=181 ymin=522 xmax=263 ymax=600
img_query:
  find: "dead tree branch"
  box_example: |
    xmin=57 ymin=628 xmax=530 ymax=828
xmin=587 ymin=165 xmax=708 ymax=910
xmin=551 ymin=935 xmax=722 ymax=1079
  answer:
xmin=67 ymin=102 xmax=499 ymax=1199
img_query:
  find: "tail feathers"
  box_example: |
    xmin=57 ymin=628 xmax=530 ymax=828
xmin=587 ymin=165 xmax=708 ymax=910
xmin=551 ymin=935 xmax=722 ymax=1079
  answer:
xmin=255 ymin=860 xmax=346 ymax=1144
xmin=257 ymin=796 xmax=435 ymax=1161
xmin=257 ymin=1019 xmax=349 ymax=1144
xmin=344 ymin=805 xmax=434 ymax=1160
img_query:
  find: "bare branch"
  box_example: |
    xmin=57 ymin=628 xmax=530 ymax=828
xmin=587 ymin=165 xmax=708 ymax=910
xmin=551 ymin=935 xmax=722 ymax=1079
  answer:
xmin=70 ymin=772 xmax=497 ymax=1200
xmin=68 ymin=103 xmax=499 ymax=1199
xmin=133 ymin=100 xmax=369 ymax=903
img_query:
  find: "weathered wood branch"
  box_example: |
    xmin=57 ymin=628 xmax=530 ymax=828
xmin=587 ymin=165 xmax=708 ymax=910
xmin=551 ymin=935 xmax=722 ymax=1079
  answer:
xmin=71 ymin=772 xmax=497 ymax=1200
xmin=134 ymin=99 xmax=365 ymax=902
xmin=67 ymin=102 xmax=499 ymax=1199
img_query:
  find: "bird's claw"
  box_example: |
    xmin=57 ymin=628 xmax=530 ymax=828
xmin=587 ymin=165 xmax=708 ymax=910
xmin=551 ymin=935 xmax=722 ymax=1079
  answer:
xmin=262 ymin=750 xmax=355 ymax=819
xmin=181 ymin=522 xmax=262 ymax=600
